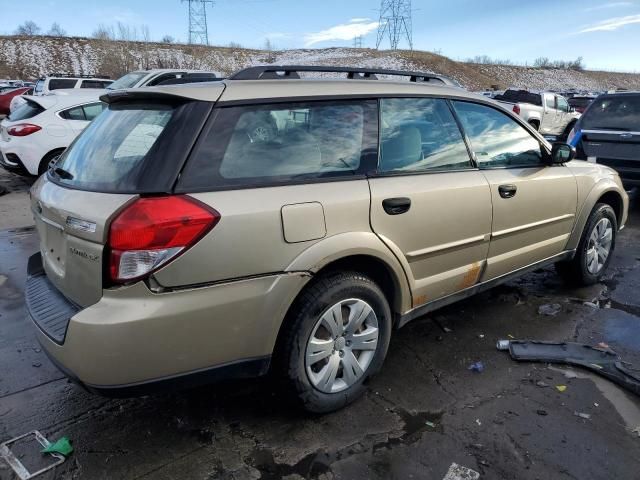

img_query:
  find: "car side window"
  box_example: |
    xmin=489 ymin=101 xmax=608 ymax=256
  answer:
xmin=557 ymin=96 xmax=569 ymax=113
xmin=81 ymin=80 xmax=109 ymax=89
xmin=60 ymin=106 xmax=86 ymax=121
xmin=452 ymin=101 xmax=544 ymax=169
xmin=545 ymin=96 xmax=555 ymax=109
xmin=379 ymin=98 xmax=472 ymax=172
xmin=83 ymin=102 xmax=105 ymax=121
xmin=48 ymin=79 xmax=78 ymax=91
xmin=178 ymin=100 xmax=377 ymax=190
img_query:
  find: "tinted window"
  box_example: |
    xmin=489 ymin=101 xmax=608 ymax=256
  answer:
xmin=81 ymin=80 xmax=112 ymax=89
xmin=179 ymin=100 xmax=377 ymax=190
xmin=53 ymin=104 xmax=174 ymax=191
xmin=83 ymin=102 xmax=105 ymax=120
xmin=60 ymin=106 xmax=86 ymax=120
xmin=494 ymin=90 xmax=542 ymax=106
xmin=453 ymin=101 xmax=543 ymax=168
xmin=48 ymin=79 xmax=78 ymax=90
xmin=7 ymin=100 xmax=44 ymax=121
xmin=379 ymin=98 xmax=471 ymax=172
xmin=581 ymin=95 xmax=640 ymax=131
xmin=568 ymin=97 xmax=594 ymax=109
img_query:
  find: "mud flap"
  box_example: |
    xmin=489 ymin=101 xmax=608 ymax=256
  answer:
xmin=497 ymin=340 xmax=640 ymax=396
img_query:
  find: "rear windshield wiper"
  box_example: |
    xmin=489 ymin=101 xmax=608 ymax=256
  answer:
xmin=53 ymin=166 xmax=74 ymax=180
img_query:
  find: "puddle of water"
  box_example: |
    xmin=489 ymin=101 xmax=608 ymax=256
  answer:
xmin=549 ymin=366 xmax=640 ymax=431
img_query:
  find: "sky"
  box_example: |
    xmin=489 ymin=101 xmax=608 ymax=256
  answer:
xmin=1 ymin=0 xmax=639 ymax=71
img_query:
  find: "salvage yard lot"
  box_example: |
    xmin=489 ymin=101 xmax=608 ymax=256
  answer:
xmin=0 ymin=168 xmax=639 ymax=479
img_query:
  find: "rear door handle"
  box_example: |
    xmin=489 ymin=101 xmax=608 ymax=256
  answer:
xmin=498 ymin=184 xmax=517 ymax=199
xmin=382 ymin=197 xmax=411 ymax=215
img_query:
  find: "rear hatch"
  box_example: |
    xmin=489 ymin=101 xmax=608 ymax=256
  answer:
xmin=31 ymin=86 xmax=221 ymax=307
xmin=579 ymin=94 xmax=640 ymax=180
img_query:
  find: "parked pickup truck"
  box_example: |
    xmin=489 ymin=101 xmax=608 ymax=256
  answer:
xmin=494 ymin=89 xmax=580 ymax=138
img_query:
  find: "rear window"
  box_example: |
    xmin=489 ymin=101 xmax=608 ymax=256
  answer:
xmin=569 ymin=97 xmax=594 ymax=109
xmin=8 ymin=99 xmax=44 ymax=121
xmin=81 ymin=80 xmax=113 ymax=89
xmin=581 ymin=95 xmax=640 ymax=131
xmin=178 ymin=100 xmax=377 ymax=190
xmin=107 ymin=72 xmax=147 ymax=90
xmin=52 ymin=103 xmax=174 ymax=191
xmin=494 ymin=90 xmax=543 ymax=107
xmin=49 ymin=78 xmax=78 ymax=90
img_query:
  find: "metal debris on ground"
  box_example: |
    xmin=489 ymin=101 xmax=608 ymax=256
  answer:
xmin=442 ymin=462 xmax=481 ymax=480
xmin=574 ymin=412 xmax=591 ymax=420
xmin=0 ymin=431 xmax=66 ymax=480
xmin=496 ymin=340 xmax=640 ymax=396
xmin=468 ymin=361 xmax=484 ymax=373
xmin=538 ymin=303 xmax=562 ymax=316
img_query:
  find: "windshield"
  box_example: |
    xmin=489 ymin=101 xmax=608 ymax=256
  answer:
xmin=8 ymin=99 xmax=45 ymax=121
xmin=107 ymin=71 xmax=148 ymax=90
xmin=52 ymin=103 xmax=174 ymax=191
xmin=581 ymin=95 xmax=640 ymax=131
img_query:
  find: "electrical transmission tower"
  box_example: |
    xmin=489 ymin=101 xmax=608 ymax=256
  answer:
xmin=353 ymin=35 xmax=363 ymax=48
xmin=183 ymin=0 xmax=214 ymax=45
xmin=376 ymin=0 xmax=413 ymax=50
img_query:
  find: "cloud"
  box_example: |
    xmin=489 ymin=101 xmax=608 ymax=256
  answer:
xmin=304 ymin=19 xmax=379 ymax=47
xmin=585 ymin=2 xmax=633 ymax=11
xmin=578 ymin=13 xmax=640 ymax=32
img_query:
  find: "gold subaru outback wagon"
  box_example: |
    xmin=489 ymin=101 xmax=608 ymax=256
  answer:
xmin=26 ymin=66 xmax=628 ymax=412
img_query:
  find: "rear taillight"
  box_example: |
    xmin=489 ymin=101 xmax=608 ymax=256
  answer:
xmin=512 ymin=105 xmax=521 ymax=115
xmin=8 ymin=123 xmax=41 ymax=136
xmin=108 ymin=196 xmax=220 ymax=284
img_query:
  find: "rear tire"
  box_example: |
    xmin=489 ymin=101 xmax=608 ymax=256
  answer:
xmin=556 ymin=203 xmax=617 ymax=286
xmin=562 ymin=121 xmax=576 ymax=140
xmin=277 ymin=271 xmax=392 ymax=413
xmin=38 ymin=149 xmax=64 ymax=176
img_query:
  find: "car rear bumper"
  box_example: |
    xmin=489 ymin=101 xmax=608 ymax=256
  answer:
xmin=27 ymin=253 xmax=310 ymax=394
xmin=0 ymin=137 xmax=39 ymax=175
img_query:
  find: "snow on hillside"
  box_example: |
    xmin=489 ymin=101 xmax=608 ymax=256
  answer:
xmin=1 ymin=35 xmax=639 ymax=92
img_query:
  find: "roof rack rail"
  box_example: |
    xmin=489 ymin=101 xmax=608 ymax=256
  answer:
xmin=46 ymin=73 xmax=111 ymax=79
xmin=228 ymin=65 xmax=457 ymax=86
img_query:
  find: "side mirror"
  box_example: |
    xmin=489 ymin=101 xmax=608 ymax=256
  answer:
xmin=551 ymin=142 xmax=576 ymax=164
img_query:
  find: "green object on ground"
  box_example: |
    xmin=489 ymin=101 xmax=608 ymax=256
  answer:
xmin=41 ymin=437 xmax=73 ymax=457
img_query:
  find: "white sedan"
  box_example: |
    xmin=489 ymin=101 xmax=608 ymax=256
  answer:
xmin=0 ymin=90 xmax=105 ymax=176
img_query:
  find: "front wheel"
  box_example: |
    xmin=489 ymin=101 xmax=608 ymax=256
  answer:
xmin=277 ymin=271 xmax=392 ymax=413
xmin=556 ymin=203 xmax=617 ymax=286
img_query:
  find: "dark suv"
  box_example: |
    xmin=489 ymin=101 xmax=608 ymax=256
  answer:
xmin=569 ymin=92 xmax=640 ymax=188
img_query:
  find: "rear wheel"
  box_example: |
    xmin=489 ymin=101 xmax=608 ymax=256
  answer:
xmin=38 ymin=149 xmax=64 ymax=176
xmin=562 ymin=121 xmax=576 ymax=140
xmin=277 ymin=271 xmax=392 ymax=413
xmin=556 ymin=203 xmax=617 ymax=286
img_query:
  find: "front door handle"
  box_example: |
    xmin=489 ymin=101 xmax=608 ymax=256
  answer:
xmin=498 ymin=184 xmax=517 ymax=199
xmin=382 ymin=197 xmax=411 ymax=215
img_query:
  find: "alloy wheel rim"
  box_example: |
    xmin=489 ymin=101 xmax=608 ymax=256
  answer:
xmin=586 ymin=218 xmax=613 ymax=274
xmin=305 ymin=298 xmax=379 ymax=394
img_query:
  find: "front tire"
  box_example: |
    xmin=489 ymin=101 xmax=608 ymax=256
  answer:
xmin=277 ymin=271 xmax=392 ymax=413
xmin=556 ymin=203 xmax=617 ymax=286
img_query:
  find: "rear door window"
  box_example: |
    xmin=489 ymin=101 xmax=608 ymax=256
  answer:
xmin=452 ymin=101 xmax=544 ymax=168
xmin=60 ymin=105 xmax=86 ymax=120
xmin=48 ymin=79 xmax=78 ymax=90
xmin=379 ymin=98 xmax=471 ymax=172
xmin=178 ymin=100 xmax=377 ymax=190
xmin=80 ymin=80 xmax=111 ymax=89
xmin=581 ymin=95 xmax=640 ymax=131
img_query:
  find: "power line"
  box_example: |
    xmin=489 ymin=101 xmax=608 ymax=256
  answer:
xmin=183 ymin=0 xmax=214 ymax=45
xmin=376 ymin=0 xmax=413 ymax=50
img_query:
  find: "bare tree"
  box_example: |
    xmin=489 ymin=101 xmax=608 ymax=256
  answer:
xmin=15 ymin=21 xmax=41 ymax=36
xmin=161 ymin=35 xmax=174 ymax=43
xmin=47 ymin=22 xmax=66 ymax=36
xmin=92 ymin=24 xmax=113 ymax=40
xmin=116 ymin=22 xmax=137 ymax=41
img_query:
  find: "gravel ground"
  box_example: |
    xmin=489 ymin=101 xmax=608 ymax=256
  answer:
xmin=1 ymin=168 xmax=639 ymax=480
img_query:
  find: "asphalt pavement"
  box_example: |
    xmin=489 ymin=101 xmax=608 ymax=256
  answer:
xmin=1 ymin=169 xmax=639 ymax=480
